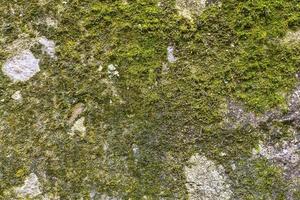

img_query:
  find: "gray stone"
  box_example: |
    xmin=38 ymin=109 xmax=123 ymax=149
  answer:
xmin=11 ymin=91 xmax=22 ymax=102
xmin=2 ymin=50 xmax=40 ymax=82
xmin=167 ymin=46 xmax=176 ymax=63
xmin=15 ymin=173 xmax=42 ymax=198
xmin=175 ymin=0 xmax=207 ymax=20
xmin=282 ymin=30 xmax=300 ymax=44
xmin=108 ymin=64 xmax=119 ymax=78
xmin=184 ymin=153 xmax=232 ymax=200
xmin=69 ymin=117 xmax=86 ymax=136
xmin=38 ymin=37 xmax=56 ymax=58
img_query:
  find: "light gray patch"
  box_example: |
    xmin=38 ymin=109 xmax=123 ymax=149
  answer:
xmin=38 ymin=37 xmax=56 ymax=58
xmin=175 ymin=0 xmax=207 ymax=20
xmin=68 ymin=103 xmax=85 ymax=125
xmin=11 ymin=91 xmax=22 ymax=101
xmin=282 ymin=30 xmax=300 ymax=44
xmin=69 ymin=117 xmax=86 ymax=137
xmin=132 ymin=144 xmax=139 ymax=159
xmin=223 ymin=100 xmax=281 ymax=129
xmin=15 ymin=173 xmax=42 ymax=198
xmin=223 ymin=100 xmax=259 ymax=129
xmin=184 ymin=154 xmax=232 ymax=200
xmin=45 ymin=17 xmax=59 ymax=28
xmin=108 ymin=64 xmax=119 ymax=78
xmin=167 ymin=46 xmax=176 ymax=63
xmin=253 ymin=136 xmax=299 ymax=179
xmin=90 ymin=189 xmax=96 ymax=200
xmin=2 ymin=50 xmax=40 ymax=82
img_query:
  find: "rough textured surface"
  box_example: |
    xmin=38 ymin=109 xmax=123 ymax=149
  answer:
xmin=38 ymin=36 xmax=56 ymax=59
xmin=176 ymin=0 xmax=207 ymax=19
xmin=282 ymin=30 xmax=300 ymax=44
xmin=2 ymin=50 xmax=40 ymax=82
xmin=15 ymin=173 xmax=42 ymax=198
xmin=184 ymin=154 xmax=232 ymax=200
xmin=0 ymin=0 xmax=300 ymax=199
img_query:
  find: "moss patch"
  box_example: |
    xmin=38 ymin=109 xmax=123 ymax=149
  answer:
xmin=0 ymin=0 xmax=300 ymax=199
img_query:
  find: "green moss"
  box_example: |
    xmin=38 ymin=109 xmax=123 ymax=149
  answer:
xmin=231 ymin=158 xmax=288 ymax=200
xmin=0 ymin=0 xmax=299 ymax=199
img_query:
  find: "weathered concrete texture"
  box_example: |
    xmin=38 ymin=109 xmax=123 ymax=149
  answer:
xmin=15 ymin=173 xmax=42 ymax=198
xmin=184 ymin=154 xmax=232 ymax=200
xmin=252 ymin=134 xmax=300 ymax=200
xmin=281 ymin=85 xmax=300 ymax=125
xmin=223 ymin=100 xmax=281 ymax=129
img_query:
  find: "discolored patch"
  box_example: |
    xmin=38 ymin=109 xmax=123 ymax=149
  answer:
xmin=15 ymin=173 xmax=42 ymax=198
xmin=184 ymin=154 xmax=232 ymax=200
xmin=2 ymin=50 xmax=40 ymax=82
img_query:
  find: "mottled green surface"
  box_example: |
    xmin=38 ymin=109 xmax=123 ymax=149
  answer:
xmin=0 ymin=0 xmax=300 ymax=199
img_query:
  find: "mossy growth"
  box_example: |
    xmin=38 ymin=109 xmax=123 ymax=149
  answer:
xmin=0 ymin=0 xmax=299 ymax=199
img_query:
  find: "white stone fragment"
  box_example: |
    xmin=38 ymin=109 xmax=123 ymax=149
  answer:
xmin=132 ymin=144 xmax=139 ymax=158
xmin=167 ymin=46 xmax=176 ymax=63
xmin=282 ymin=30 xmax=300 ymax=44
xmin=175 ymin=0 xmax=207 ymax=20
xmin=38 ymin=37 xmax=56 ymax=58
xmin=108 ymin=64 xmax=119 ymax=78
xmin=45 ymin=17 xmax=58 ymax=28
xmin=11 ymin=91 xmax=22 ymax=101
xmin=2 ymin=50 xmax=40 ymax=82
xmin=69 ymin=117 xmax=86 ymax=136
xmin=15 ymin=173 xmax=42 ymax=198
xmin=184 ymin=153 xmax=232 ymax=200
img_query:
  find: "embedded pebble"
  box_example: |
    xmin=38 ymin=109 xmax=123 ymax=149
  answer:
xmin=69 ymin=117 xmax=86 ymax=136
xmin=282 ymin=30 xmax=300 ymax=44
xmin=2 ymin=50 xmax=40 ymax=82
xmin=11 ymin=91 xmax=22 ymax=101
xmin=38 ymin=37 xmax=56 ymax=58
xmin=175 ymin=0 xmax=207 ymax=20
xmin=108 ymin=64 xmax=119 ymax=78
xmin=132 ymin=144 xmax=139 ymax=158
xmin=68 ymin=103 xmax=85 ymax=125
xmin=15 ymin=173 xmax=42 ymax=198
xmin=167 ymin=46 xmax=176 ymax=63
xmin=184 ymin=153 xmax=232 ymax=200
